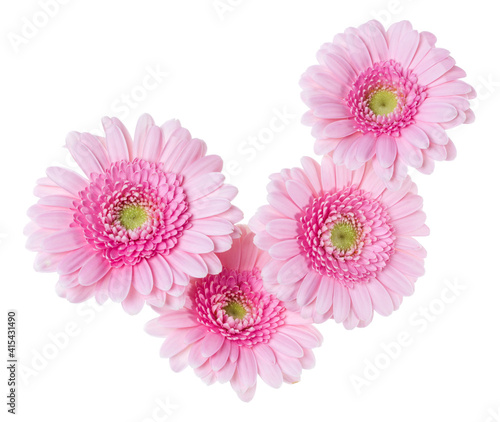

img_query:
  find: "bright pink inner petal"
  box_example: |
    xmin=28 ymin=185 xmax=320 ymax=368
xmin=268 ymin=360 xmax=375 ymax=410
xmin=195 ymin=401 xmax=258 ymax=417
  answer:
xmin=193 ymin=268 xmax=286 ymax=347
xmin=74 ymin=158 xmax=191 ymax=267
xmin=298 ymin=185 xmax=395 ymax=287
xmin=346 ymin=60 xmax=426 ymax=137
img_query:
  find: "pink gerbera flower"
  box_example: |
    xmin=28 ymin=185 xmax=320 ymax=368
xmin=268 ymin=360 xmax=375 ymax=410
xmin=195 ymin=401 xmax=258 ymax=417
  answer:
xmin=300 ymin=20 xmax=475 ymax=189
xmin=26 ymin=115 xmax=242 ymax=314
xmin=249 ymin=156 xmax=428 ymax=329
xmin=145 ymin=226 xmax=322 ymax=401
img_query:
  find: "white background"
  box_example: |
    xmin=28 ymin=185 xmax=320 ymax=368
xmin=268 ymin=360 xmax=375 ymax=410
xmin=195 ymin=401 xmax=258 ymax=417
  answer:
xmin=1 ymin=1 xmax=499 ymax=421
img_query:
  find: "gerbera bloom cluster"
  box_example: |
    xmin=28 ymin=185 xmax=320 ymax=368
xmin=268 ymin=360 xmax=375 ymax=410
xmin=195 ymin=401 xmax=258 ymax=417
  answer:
xmin=26 ymin=114 xmax=242 ymax=314
xmin=249 ymin=156 xmax=428 ymax=329
xmin=145 ymin=226 xmax=322 ymax=401
xmin=25 ymin=18 xmax=474 ymax=402
xmin=300 ymin=20 xmax=475 ymax=189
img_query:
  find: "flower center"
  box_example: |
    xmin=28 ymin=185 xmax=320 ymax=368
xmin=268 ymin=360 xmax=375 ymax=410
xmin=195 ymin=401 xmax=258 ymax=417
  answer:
xmin=345 ymin=60 xmax=426 ymax=136
xmin=74 ymin=159 xmax=191 ymax=267
xmin=330 ymin=221 xmax=358 ymax=251
xmin=119 ymin=205 xmax=148 ymax=230
xmin=369 ymin=89 xmax=398 ymax=116
xmin=298 ymin=186 xmax=396 ymax=287
xmin=194 ymin=268 xmax=286 ymax=347
xmin=223 ymin=301 xmax=247 ymax=319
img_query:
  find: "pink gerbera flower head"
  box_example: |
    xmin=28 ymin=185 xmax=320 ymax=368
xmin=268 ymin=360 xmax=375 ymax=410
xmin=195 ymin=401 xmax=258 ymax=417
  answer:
xmin=249 ymin=156 xmax=429 ymax=329
xmin=26 ymin=114 xmax=243 ymax=314
xmin=145 ymin=225 xmax=322 ymax=402
xmin=300 ymin=20 xmax=476 ymax=189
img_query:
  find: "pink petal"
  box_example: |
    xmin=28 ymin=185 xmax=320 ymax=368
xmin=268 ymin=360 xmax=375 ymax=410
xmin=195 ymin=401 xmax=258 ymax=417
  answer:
xmin=279 ymin=325 xmax=322 ymax=349
xmin=300 ymin=157 xmax=322 ymax=195
xmin=132 ymin=260 xmax=154 ymax=295
xmin=46 ymin=167 xmax=88 ymax=196
xmin=43 ymin=228 xmax=87 ymax=253
xmin=168 ymin=249 xmax=208 ymax=278
xmin=35 ymin=252 xmax=64 ymax=272
xmin=397 ymin=139 xmax=423 ymax=168
xmin=323 ymin=119 xmax=358 ymax=138
xmin=147 ymin=254 xmax=173 ymax=291
xmin=256 ymin=358 xmax=283 ymax=388
xmin=349 ymin=284 xmax=373 ymax=321
xmin=38 ymin=195 xmax=76 ymax=208
xmin=417 ymin=102 xmax=458 ymax=123
xmin=80 ymin=132 xmax=110 ymax=170
xmin=378 ymin=266 xmax=415 ymax=296
xmin=236 ymin=347 xmax=258 ymax=389
xmin=169 ymin=138 xmax=206 ymax=175
xmin=78 ymin=254 xmax=111 ymax=286
xmin=57 ymin=247 xmax=95 ymax=275
xmin=355 ymin=133 xmax=377 ymax=162
xmin=322 ymin=53 xmax=357 ymax=83
xmin=394 ymin=29 xmax=419 ymax=68
xmin=108 ymin=265 xmax=132 ymax=302
xmin=160 ymin=330 xmax=191 ymax=358
xmin=66 ymin=132 xmax=104 ymax=178
xmin=266 ymin=219 xmax=299 ymax=240
xmin=366 ymin=279 xmax=394 ymax=316
xmin=315 ymin=276 xmax=334 ymax=315
xmin=270 ymin=332 xmax=303 ymax=358
xmin=333 ymin=282 xmax=350 ymax=323
xmin=190 ymin=218 xmax=234 ymax=236
xmin=277 ymin=255 xmax=308 ymax=285
xmin=392 ymin=210 xmax=427 ymax=234
xmin=201 ymin=332 xmax=225 ymax=358
xmin=269 ymin=240 xmax=301 ymax=261
xmin=403 ymin=125 xmax=430 ymax=149
xmin=121 ymin=287 xmax=145 ymax=315
xmin=177 ymin=231 xmax=214 ymax=254
xmin=296 ymin=271 xmax=321 ymax=307
xmin=169 ymin=347 xmax=190 ymax=372
xmin=184 ymin=326 xmax=208 ymax=345
xmin=190 ymin=199 xmax=231 ymax=219
xmin=102 ymin=116 xmax=131 ymax=162
xmin=188 ymin=340 xmax=208 ymax=369
xmin=417 ymin=56 xmax=456 ymax=86
xmin=133 ymin=113 xmax=155 ymax=158
xmin=314 ymin=103 xmax=351 ymax=119
xmin=210 ymin=339 xmax=231 ymax=371
xmin=141 ymin=125 xmax=163 ymax=162
xmin=183 ymin=172 xmax=225 ymax=202
xmin=267 ymin=192 xmax=301 ymax=220
xmin=33 ymin=211 xmax=74 ymax=230
xmin=217 ymin=360 xmax=237 ymax=383
xmin=376 ymin=135 xmax=397 ymax=168
xmin=286 ymin=180 xmax=313 ymax=209
xmin=390 ymin=252 xmax=425 ymax=277
xmin=183 ymin=155 xmax=223 ymax=179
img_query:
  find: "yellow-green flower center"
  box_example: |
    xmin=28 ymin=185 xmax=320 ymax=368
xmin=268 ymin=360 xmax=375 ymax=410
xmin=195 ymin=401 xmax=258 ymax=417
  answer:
xmin=330 ymin=222 xmax=358 ymax=251
xmin=223 ymin=301 xmax=247 ymax=319
xmin=119 ymin=205 xmax=148 ymax=230
xmin=369 ymin=90 xmax=398 ymax=115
